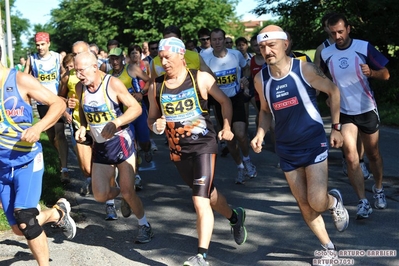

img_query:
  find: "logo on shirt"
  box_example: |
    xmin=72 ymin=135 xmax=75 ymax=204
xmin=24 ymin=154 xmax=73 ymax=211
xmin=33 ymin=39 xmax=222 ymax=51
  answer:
xmin=276 ymin=84 xmax=288 ymax=90
xmin=338 ymin=57 xmax=349 ymax=69
xmin=273 ymin=96 xmax=298 ymax=110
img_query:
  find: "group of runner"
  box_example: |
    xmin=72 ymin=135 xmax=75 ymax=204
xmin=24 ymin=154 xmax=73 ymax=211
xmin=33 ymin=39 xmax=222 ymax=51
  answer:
xmin=0 ymin=11 xmax=390 ymax=266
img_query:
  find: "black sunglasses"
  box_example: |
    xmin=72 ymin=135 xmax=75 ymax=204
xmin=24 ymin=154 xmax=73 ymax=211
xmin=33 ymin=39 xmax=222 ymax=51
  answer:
xmin=150 ymin=47 xmax=159 ymax=50
xmin=199 ymin=37 xmax=210 ymax=41
xmin=226 ymin=41 xmax=233 ymax=44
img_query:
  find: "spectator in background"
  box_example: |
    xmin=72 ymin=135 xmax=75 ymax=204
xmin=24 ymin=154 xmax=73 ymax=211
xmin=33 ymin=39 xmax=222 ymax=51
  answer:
xmin=225 ymin=37 xmax=234 ymax=49
xmin=141 ymin=41 xmax=150 ymax=59
xmin=185 ymin=39 xmax=198 ymax=52
xmin=15 ymin=56 xmax=26 ymax=72
xmin=196 ymin=27 xmax=213 ymax=54
xmin=143 ymin=40 xmax=159 ymax=64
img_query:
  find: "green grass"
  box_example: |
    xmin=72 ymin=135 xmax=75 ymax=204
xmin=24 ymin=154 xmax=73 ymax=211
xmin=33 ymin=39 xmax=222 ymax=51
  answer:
xmin=0 ymin=132 xmax=66 ymax=231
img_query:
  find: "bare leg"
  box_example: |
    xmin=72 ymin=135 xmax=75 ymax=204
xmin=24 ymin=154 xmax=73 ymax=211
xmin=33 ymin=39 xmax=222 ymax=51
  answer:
xmin=193 ymin=196 xmax=214 ymax=249
xmin=284 ymin=160 xmax=334 ymax=245
xmin=117 ymin=154 xmax=145 ymax=219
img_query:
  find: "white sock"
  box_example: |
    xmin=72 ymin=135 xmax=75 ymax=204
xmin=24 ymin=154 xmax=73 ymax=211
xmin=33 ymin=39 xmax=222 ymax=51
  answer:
xmin=323 ymin=241 xmax=335 ymax=250
xmin=138 ymin=214 xmax=149 ymax=227
xmin=237 ymin=163 xmax=244 ymax=169
xmin=106 ymin=199 xmax=115 ymax=205
xmin=61 ymin=168 xmax=68 ymax=173
xmin=242 ymin=155 xmax=250 ymax=161
xmin=330 ymin=197 xmax=337 ymax=209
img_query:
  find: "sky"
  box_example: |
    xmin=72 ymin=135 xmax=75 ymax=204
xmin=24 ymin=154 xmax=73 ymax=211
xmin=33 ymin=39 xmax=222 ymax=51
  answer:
xmin=13 ymin=0 xmax=270 ymax=43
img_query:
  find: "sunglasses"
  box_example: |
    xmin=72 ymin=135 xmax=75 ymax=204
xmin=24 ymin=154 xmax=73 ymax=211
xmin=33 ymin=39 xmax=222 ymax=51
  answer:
xmin=226 ymin=41 xmax=233 ymax=44
xmin=199 ymin=37 xmax=210 ymax=41
xmin=150 ymin=47 xmax=159 ymax=50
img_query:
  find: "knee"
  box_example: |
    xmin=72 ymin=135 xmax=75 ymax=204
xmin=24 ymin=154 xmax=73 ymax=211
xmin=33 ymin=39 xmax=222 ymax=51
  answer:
xmin=14 ymin=208 xmax=43 ymax=240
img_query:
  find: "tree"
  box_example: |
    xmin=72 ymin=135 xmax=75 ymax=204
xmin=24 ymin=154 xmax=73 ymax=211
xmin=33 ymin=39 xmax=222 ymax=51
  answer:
xmin=49 ymin=0 xmax=243 ymax=52
xmin=251 ymin=0 xmax=399 ymax=55
xmin=1 ymin=0 xmax=30 ymax=64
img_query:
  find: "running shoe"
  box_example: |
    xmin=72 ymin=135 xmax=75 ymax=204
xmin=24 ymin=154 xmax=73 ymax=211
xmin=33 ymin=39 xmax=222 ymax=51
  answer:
xmin=243 ymin=159 xmax=257 ymax=178
xmin=120 ymin=198 xmax=132 ymax=218
xmin=328 ymin=189 xmax=349 ymax=232
xmin=235 ymin=168 xmax=245 ymax=184
xmin=313 ymin=244 xmax=338 ymax=266
xmin=53 ymin=198 xmax=76 ymax=239
xmin=135 ymin=223 xmax=153 ymax=243
xmin=230 ymin=207 xmax=247 ymax=245
xmin=183 ymin=254 xmax=209 ymax=266
xmin=342 ymin=158 xmax=348 ymax=176
xmin=105 ymin=204 xmax=118 ymax=220
xmin=135 ymin=175 xmax=143 ymax=191
xmin=360 ymin=161 xmax=371 ymax=180
xmin=372 ymin=184 xmax=387 ymax=209
xmin=356 ymin=199 xmax=372 ymax=220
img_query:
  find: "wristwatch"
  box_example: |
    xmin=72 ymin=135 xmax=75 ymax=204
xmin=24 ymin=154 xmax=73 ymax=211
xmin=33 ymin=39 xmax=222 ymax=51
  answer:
xmin=331 ymin=123 xmax=342 ymax=131
xmin=140 ymin=90 xmax=146 ymax=96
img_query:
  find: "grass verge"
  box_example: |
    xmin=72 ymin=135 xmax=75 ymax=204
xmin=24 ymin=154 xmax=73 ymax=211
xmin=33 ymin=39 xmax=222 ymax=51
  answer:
xmin=0 ymin=132 xmax=65 ymax=231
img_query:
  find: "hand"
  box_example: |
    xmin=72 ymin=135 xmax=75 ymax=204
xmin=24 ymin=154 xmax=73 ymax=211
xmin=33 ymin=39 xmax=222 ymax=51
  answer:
xmin=250 ymin=135 xmax=263 ymax=153
xmin=21 ymin=126 xmax=41 ymax=143
xmin=68 ymin=94 xmax=79 ymax=109
xmin=218 ymin=128 xmax=234 ymax=141
xmin=330 ymin=130 xmax=344 ymax=148
xmin=155 ymin=116 xmax=167 ymax=133
xmin=360 ymin=64 xmax=372 ymax=78
xmin=133 ymin=92 xmax=143 ymax=102
xmin=75 ymin=127 xmax=87 ymax=143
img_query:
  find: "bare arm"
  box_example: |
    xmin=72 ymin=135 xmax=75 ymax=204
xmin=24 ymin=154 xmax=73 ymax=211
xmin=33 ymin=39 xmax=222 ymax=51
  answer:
xmin=16 ymin=72 xmax=65 ymax=142
xmin=360 ymin=64 xmax=390 ymax=80
xmin=250 ymin=71 xmax=274 ymax=153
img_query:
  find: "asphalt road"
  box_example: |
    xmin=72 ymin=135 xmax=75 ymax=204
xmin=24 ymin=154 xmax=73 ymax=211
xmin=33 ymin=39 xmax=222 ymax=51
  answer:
xmin=1 ymin=112 xmax=398 ymax=266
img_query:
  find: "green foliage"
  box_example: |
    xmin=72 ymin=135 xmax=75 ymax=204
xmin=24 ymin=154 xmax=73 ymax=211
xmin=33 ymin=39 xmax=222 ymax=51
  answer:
xmin=45 ymin=0 xmax=241 ymax=51
xmin=0 ymin=132 xmax=66 ymax=232
xmin=1 ymin=0 xmax=31 ymax=64
xmin=39 ymin=133 xmax=66 ymax=204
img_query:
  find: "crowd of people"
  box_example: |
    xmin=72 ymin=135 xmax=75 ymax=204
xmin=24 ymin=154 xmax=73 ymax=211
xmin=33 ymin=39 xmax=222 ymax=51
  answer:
xmin=0 ymin=11 xmax=390 ymax=266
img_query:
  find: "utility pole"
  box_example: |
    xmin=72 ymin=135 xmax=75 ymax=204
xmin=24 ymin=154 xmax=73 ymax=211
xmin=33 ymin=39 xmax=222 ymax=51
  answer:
xmin=0 ymin=3 xmax=7 ymax=66
xmin=5 ymin=0 xmax=13 ymax=68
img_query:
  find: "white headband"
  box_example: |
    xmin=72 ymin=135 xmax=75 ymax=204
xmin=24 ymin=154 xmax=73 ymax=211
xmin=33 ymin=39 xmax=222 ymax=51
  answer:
xmin=257 ymin=31 xmax=287 ymax=44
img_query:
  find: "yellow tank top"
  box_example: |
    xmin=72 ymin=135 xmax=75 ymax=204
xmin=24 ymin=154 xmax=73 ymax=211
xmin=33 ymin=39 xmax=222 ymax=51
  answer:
xmin=67 ymin=69 xmax=82 ymax=127
xmin=109 ymin=65 xmax=131 ymax=89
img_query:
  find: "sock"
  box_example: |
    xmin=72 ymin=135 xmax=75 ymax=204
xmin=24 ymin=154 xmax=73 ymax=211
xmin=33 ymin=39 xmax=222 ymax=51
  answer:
xmin=106 ymin=199 xmax=115 ymax=205
xmin=242 ymin=155 xmax=250 ymax=161
xmin=374 ymin=186 xmax=383 ymax=193
xmin=198 ymin=247 xmax=208 ymax=260
xmin=228 ymin=209 xmax=238 ymax=224
xmin=237 ymin=163 xmax=244 ymax=169
xmin=86 ymin=177 xmax=91 ymax=184
xmin=323 ymin=241 xmax=335 ymax=250
xmin=138 ymin=214 xmax=149 ymax=227
xmin=359 ymin=158 xmax=364 ymax=163
xmin=360 ymin=198 xmax=368 ymax=204
xmin=61 ymin=167 xmax=68 ymax=173
xmin=330 ymin=197 xmax=338 ymax=209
